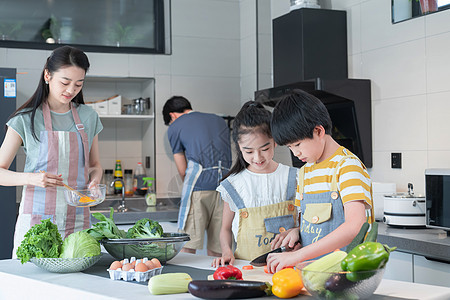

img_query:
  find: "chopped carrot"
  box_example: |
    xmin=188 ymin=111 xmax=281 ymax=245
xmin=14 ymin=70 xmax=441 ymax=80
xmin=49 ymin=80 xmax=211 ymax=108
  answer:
xmin=264 ymin=265 xmax=270 ymax=274
xmin=242 ymin=265 xmax=253 ymax=270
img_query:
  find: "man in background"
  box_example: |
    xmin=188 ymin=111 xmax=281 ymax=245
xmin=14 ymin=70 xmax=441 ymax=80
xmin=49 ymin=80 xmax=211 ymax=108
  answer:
xmin=163 ymin=96 xmax=231 ymax=256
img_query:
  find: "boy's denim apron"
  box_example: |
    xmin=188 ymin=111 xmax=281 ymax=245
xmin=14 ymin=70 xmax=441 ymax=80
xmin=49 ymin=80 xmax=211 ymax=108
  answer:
xmin=220 ymin=167 xmax=298 ymax=261
xmin=296 ymin=155 xmax=356 ymax=253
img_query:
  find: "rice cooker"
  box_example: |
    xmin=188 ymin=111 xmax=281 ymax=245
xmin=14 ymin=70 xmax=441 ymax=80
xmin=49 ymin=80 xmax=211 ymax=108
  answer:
xmin=383 ymin=183 xmax=426 ymax=227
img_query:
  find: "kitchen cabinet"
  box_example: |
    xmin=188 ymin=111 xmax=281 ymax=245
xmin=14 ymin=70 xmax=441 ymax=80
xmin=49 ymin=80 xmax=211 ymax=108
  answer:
xmin=383 ymin=250 xmax=450 ymax=288
xmin=383 ymin=251 xmax=414 ymax=282
xmin=83 ymin=76 xmax=156 ymax=179
xmin=413 ymin=255 xmax=450 ymax=288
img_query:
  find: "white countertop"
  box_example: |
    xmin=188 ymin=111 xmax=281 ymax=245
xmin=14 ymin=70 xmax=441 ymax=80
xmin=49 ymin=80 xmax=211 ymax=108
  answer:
xmin=1 ymin=252 xmax=450 ymax=300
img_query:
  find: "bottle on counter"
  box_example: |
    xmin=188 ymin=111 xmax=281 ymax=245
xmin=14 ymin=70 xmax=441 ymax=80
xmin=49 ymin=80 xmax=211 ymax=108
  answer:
xmin=124 ymin=169 xmax=134 ymax=196
xmin=114 ymin=159 xmax=123 ymax=194
xmin=133 ymin=162 xmax=147 ymax=196
xmin=143 ymin=177 xmax=156 ymax=206
xmin=104 ymin=169 xmax=115 ymax=195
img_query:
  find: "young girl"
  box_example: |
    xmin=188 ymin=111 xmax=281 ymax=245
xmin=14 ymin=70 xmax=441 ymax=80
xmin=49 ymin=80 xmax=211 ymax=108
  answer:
xmin=0 ymin=46 xmax=103 ymax=257
xmin=211 ymin=101 xmax=298 ymax=267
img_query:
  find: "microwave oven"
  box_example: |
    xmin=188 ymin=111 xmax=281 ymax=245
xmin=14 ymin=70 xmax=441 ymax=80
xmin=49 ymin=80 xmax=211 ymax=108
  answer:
xmin=425 ymin=169 xmax=450 ymax=234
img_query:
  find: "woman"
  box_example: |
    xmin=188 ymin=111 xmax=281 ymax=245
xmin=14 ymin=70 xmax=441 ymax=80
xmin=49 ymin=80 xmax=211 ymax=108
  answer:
xmin=0 ymin=46 xmax=103 ymax=257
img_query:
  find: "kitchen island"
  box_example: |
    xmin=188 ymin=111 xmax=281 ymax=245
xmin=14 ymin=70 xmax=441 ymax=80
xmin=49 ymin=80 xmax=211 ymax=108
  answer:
xmin=1 ymin=252 xmax=450 ymax=299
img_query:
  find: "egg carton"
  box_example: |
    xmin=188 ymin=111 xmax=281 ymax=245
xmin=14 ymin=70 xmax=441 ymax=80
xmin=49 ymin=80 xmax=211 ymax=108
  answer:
xmin=107 ymin=257 xmax=163 ymax=282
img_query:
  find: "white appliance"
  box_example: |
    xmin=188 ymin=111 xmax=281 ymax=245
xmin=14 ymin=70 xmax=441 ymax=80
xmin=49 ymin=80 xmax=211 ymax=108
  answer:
xmin=383 ymin=183 xmax=426 ymax=227
xmin=372 ymin=182 xmax=396 ymax=221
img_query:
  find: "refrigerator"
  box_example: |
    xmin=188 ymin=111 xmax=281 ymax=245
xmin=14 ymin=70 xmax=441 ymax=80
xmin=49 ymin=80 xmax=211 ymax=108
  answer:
xmin=0 ymin=68 xmax=17 ymax=259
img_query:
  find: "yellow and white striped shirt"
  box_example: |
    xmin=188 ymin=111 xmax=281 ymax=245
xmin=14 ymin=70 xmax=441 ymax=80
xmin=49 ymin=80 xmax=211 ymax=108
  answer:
xmin=295 ymin=147 xmax=373 ymax=213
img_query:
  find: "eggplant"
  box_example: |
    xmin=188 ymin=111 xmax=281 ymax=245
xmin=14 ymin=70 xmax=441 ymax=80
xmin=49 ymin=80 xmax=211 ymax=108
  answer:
xmin=188 ymin=280 xmax=270 ymax=299
xmin=324 ymin=273 xmax=357 ymax=292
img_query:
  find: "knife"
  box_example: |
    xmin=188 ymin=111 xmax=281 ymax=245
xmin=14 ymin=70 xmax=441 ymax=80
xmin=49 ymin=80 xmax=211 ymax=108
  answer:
xmin=250 ymin=244 xmax=297 ymax=267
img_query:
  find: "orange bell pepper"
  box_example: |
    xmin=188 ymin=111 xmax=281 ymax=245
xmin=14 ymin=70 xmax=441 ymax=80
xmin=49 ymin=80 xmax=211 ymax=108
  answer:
xmin=271 ymin=268 xmax=303 ymax=298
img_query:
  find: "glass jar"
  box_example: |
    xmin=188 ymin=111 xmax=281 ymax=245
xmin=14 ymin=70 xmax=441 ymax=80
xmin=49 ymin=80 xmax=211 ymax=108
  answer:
xmin=124 ymin=169 xmax=134 ymax=196
xmin=104 ymin=169 xmax=114 ymax=195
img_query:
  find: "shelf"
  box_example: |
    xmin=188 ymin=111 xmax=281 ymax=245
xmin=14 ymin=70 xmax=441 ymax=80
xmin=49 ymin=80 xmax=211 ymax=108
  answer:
xmin=99 ymin=114 xmax=154 ymax=120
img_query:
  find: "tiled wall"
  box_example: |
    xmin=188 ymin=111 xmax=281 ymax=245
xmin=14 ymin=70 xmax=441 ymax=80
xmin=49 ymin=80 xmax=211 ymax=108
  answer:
xmin=5 ymin=0 xmax=448 ymax=198
xmin=0 ymin=0 xmax=242 ymax=200
xmin=332 ymin=0 xmax=450 ymax=194
xmin=264 ymin=0 xmax=450 ymax=194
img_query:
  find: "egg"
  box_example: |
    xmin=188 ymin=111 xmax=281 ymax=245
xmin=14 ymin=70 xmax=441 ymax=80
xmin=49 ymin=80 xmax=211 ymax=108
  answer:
xmin=122 ymin=263 xmax=134 ymax=271
xmin=130 ymin=260 xmax=136 ymax=267
xmin=145 ymin=260 xmax=155 ymax=270
xmin=135 ymin=262 xmax=149 ymax=272
xmin=151 ymin=258 xmax=162 ymax=268
xmin=109 ymin=261 xmax=122 ymax=270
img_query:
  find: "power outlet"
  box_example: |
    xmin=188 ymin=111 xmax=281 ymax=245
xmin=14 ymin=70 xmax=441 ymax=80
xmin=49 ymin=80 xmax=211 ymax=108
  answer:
xmin=391 ymin=153 xmax=402 ymax=169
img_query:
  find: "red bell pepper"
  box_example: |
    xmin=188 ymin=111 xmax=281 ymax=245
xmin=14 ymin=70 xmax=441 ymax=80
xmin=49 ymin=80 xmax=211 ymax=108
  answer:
xmin=213 ymin=265 xmax=243 ymax=280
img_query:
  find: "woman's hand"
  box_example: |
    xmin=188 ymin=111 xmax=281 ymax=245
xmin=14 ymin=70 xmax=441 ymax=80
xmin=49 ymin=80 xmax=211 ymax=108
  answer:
xmin=211 ymin=250 xmax=235 ymax=268
xmin=31 ymin=171 xmax=63 ymax=188
xmin=271 ymin=227 xmax=300 ymax=249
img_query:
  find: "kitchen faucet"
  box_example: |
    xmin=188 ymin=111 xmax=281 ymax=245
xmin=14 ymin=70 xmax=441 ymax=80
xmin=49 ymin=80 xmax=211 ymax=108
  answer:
xmin=110 ymin=178 xmax=127 ymax=212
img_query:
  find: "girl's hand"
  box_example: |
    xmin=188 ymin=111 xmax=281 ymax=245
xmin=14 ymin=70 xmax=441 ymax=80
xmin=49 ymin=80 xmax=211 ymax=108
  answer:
xmin=32 ymin=171 xmax=63 ymax=188
xmin=271 ymin=227 xmax=300 ymax=249
xmin=211 ymin=252 xmax=235 ymax=268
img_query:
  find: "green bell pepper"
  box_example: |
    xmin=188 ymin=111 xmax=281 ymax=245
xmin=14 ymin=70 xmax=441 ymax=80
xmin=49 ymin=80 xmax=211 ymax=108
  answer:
xmin=341 ymin=242 xmax=396 ymax=282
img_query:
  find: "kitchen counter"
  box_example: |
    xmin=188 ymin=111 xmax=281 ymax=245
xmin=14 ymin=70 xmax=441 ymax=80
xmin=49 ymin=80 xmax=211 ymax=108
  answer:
xmin=90 ymin=197 xmax=179 ymax=225
xmin=1 ymin=252 xmax=450 ymax=299
xmin=377 ymin=222 xmax=450 ymax=262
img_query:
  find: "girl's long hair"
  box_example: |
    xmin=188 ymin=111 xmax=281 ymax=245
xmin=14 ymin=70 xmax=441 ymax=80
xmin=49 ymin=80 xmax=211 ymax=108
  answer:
xmin=7 ymin=46 xmax=90 ymax=141
xmin=222 ymin=101 xmax=272 ymax=180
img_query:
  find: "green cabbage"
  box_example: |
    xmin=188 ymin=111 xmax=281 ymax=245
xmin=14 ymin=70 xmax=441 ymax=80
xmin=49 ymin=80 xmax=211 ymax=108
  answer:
xmin=60 ymin=231 xmax=101 ymax=258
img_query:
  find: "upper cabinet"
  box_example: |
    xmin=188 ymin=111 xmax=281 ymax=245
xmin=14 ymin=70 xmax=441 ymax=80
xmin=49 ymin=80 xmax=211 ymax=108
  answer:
xmin=0 ymin=0 xmax=171 ymax=54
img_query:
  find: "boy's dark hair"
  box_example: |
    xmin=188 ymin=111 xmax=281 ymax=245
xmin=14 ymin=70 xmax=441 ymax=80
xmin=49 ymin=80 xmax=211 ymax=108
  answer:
xmin=162 ymin=96 xmax=193 ymax=125
xmin=271 ymin=89 xmax=332 ymax=146
xmin=223 ymin=101 xmax=272 ymax=180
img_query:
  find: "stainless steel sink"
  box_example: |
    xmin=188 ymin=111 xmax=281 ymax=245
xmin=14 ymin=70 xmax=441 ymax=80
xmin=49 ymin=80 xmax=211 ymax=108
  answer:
xmin=89 ymin=196 xmax=180 ymax=224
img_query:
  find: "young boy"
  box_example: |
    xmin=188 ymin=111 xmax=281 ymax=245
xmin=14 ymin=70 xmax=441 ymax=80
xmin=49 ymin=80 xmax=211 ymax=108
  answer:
xmin=266 ymin=89 xmax=374 ymax=273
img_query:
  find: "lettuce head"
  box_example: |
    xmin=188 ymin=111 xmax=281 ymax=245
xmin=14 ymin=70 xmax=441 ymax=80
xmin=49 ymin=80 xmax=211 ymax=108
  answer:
xmin=60 ymin=231 xmax=101 ymax=258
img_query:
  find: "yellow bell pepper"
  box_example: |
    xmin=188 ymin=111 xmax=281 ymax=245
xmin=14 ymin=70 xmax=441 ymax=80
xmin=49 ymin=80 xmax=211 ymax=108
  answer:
xmin=272 ymin=268 xmax=304 ymax=298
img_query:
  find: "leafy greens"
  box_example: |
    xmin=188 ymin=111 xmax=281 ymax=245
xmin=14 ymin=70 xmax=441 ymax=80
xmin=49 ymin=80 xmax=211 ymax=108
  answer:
xmin=83 ymin=207 xmax=126 ymax=241
xmin=16 ymin=218 xmax=63 ymax=264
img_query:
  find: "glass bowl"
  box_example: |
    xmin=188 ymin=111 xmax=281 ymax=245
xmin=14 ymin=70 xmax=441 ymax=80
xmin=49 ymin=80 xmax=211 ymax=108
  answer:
xmin=101 ymin=233 xmax=190 ymax=264
xmin=30 ymin=254 xmax=102 ymax=273
xmin=296 ymin=260 xmax=385 ymax=300
xmin=64 ymin=184 xmax=106 ymax=207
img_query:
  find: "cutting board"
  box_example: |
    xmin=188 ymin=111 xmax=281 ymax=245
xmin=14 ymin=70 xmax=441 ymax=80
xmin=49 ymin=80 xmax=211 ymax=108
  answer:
xmin=208 ymin=266 xmax=273 ymax=284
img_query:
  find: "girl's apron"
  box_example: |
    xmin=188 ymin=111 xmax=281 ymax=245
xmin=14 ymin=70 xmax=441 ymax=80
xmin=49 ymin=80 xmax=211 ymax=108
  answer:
xmin=178 ymin=160 xmax=229 ymax=231
xmin=296 ymin=154 xmax=371 ymax=252
xmin=220 ymin=167 xmax=298 ymax=261
xmin=12 ymin=102 xmax=91 ymax=257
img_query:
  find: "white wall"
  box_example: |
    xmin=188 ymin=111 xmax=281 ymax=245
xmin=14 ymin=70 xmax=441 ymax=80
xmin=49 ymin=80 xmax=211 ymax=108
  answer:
xmin=4 ymin=0 xmax=448 ymax=198
xmin=0 ymin=0 xmax=242 ymax=199
xmin=264 ymin=0 xmax=450 ymax=195
xmin=332 ymin=0 xmax=450 ymax=194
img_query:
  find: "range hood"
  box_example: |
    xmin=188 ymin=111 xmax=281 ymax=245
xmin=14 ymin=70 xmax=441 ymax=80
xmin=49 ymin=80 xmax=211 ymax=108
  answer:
xmin=255 ymin=8 xmax=372 ymax=168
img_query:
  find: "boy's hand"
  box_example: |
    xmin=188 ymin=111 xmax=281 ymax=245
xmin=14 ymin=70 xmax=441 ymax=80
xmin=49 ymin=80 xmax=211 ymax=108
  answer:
xmin=266 ymin=251 xmax=300 ymax=274
xmin=271 ymin=227 xmax=300 ymax=250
